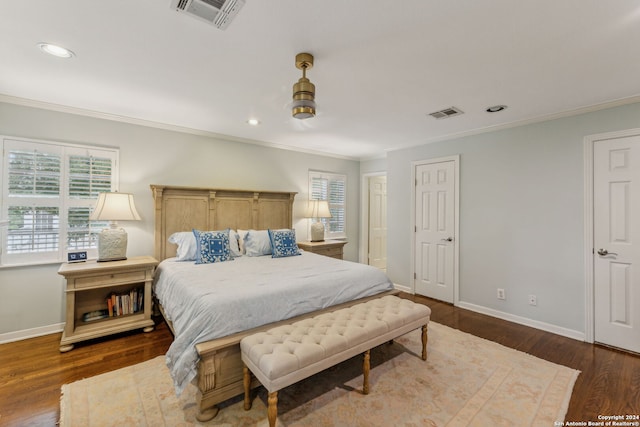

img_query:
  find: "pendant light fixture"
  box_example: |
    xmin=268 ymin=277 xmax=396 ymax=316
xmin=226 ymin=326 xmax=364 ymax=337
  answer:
xmin=292 ymin=53 xmax=316 ymax=119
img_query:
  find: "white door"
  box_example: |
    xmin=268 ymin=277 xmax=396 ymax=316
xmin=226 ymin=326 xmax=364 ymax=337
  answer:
xmin=414 ymin=160 xmax=456 ymax=302
xmin=368 ymin=175 xmax=387 ymax=271
xmin=593 ymin=134 xmax=640 ymax=353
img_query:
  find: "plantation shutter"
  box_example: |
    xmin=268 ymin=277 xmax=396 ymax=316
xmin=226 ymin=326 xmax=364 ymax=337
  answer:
xmin=1 ymin=137 xmax=118 ymax=266
xmin=328 ymin=178 xmax=345 ymax=235
xmin=309 ymin=171 xmax=347 ymax=239
xmin=65 ymin=149 xmax=115 ymax=251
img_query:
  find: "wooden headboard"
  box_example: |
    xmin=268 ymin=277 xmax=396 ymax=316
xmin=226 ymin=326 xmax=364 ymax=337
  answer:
xmin=150 ymin=185 xmax=297 ymax=261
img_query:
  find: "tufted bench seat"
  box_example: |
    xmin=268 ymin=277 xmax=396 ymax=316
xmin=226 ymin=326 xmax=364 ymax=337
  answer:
xmin=240 ymin=295 xmax=431 ymax=427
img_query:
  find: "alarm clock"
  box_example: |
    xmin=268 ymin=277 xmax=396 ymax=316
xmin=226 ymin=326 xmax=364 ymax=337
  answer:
xmin=67 ymin=251 xmax=87 ymax=263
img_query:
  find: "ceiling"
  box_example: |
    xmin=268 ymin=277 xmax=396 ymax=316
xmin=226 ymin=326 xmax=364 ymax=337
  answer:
xmin=1 ymin=1 xmax=640 ymax=160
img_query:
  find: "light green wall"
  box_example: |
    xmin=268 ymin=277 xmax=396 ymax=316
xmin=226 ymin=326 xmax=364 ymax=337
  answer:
xmin=0 ymin=102 xmax=361 ymax=338
xmin=385 ymin=102 xmax=640 ymax=334
xmin=5 ymin=99 xmax=640 ymax=340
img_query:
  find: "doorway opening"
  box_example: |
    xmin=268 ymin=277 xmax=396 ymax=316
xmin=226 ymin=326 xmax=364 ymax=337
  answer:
xmin=360 ymin=173 xmax=387 ymax=271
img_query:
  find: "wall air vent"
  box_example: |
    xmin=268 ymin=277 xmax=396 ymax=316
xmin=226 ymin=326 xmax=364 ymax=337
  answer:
xmin=170 ymin=0 xmax=245 ymax=30
xmin=429 ymin=106 xmax=464 ymax=119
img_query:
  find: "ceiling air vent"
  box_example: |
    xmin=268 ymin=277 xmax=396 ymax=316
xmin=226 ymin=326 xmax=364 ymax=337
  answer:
xmin=170 ymin=0 xmax=245 ymax=30
xmin=429 ymin=106 xmax=464 ymax=119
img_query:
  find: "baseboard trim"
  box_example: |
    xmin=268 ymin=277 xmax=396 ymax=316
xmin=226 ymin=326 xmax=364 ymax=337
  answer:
xmin=456 ymin=301 xmax=585 ymax=342
xmin=393 ymin=283 xmax=412 ymax=293
xmin=0 ymin=323 xmax=63 ymax=344
xmin=2 ymin=301 xmax=585 ymax=345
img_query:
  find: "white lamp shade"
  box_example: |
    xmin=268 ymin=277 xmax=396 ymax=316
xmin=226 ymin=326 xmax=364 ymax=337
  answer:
xmin=90 ymin=192 xmax=140 ymax=262
xmin=305 ymin=200 xmax=331 ymax=218
xmin=89 ymin=192 xmax=141 ymax=221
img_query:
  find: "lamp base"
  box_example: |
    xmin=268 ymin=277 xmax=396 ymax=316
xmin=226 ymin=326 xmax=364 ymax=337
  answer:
xmin=97 ymin=226 xmax=128 ymax=262
xmin=310 ymin=221 xmax=325 ymax=242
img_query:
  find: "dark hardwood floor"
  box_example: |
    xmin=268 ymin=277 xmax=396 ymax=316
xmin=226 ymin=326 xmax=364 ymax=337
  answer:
xmin=0 ymin=319 xmax=173 ymax=427
xmin=1 ymin=297 xmax=638 ymax=426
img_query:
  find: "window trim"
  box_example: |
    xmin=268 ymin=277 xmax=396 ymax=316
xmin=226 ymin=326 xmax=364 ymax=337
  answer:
xmin=1 ymin=135 xmax=119 ymax=267
xmin=308 ymin=170 xmax=347 ymax=240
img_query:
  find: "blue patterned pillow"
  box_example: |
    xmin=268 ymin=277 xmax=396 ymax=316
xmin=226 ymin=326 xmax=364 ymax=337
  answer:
xmin=268 ymin=229 xmax=301 ymax=258
xmin=193 ymin=229 xmax=232 ymax=264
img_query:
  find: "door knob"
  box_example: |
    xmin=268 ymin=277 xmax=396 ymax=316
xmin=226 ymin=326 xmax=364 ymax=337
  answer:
xmin=597 ymin=248 xmax=618 ymax=256
xmin=441 ymin=237 xmax=453 ymax=242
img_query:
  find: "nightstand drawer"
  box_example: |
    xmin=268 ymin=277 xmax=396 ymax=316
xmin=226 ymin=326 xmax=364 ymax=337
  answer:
xmin=316 ymin=247 xmax=343 ymax=257
xmin=73 ymin=270 xmax=146 ymax=289
xmin=297 ymin=240 xmax=346 ymax=260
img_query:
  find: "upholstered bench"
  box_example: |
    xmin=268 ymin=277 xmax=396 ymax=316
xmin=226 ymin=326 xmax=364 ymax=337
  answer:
xmin=240 ymin=295 xmax=431 ymax=427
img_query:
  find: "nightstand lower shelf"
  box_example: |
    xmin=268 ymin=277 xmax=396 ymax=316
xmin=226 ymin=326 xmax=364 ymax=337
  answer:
xmin=60 ymin=315 xmax=154 ymax=352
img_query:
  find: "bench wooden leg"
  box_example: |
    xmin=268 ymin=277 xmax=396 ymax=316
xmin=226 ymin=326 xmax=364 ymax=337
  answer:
xmin=421 ymin=324 xmax=428 ymax=361
xmin=243 ymin=365 xmax=252 ymax=410
xmin=267 ymin=391 xmax=278 ymax=427
xmin=363 ymin=349 xmax=370 ymax=395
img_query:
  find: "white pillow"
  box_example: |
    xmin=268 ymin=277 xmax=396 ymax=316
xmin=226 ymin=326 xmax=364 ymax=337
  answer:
xmin=168 ymin=231 xmax=198 ymax=261
xmin=229 ymin=229 xmax=242 ymax=258
xmin=237 ymin=229 xmax=248 ymax=253
xmin=243 ymin=230 xmax=272 ymax=257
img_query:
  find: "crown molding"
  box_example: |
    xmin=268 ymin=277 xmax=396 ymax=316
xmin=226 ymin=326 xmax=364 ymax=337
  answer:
xmin=0 ymin=94 xmax=359 ymax=162
xmin=386 ymin=94 xmax=640 ymax=154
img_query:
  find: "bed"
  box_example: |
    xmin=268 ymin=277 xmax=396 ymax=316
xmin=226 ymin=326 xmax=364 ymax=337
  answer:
xmin=150 ymin=185 xmax=397 ymax=421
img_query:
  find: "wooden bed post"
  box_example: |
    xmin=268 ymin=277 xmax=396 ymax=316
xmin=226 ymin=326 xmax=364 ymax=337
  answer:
xmin=287 ymin=192 xmax=295 ymax=227
xmin=151 ymin=185 xmax=164 ymax=261
xmin=208 ymin=190 xmax=217 ymax=229
xmin=252 ymin=192 xmax=259 ymax=228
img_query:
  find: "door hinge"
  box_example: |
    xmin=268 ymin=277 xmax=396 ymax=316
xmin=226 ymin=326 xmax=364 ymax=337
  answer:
xmin=414 ymin=272 xmax=416 ymax=279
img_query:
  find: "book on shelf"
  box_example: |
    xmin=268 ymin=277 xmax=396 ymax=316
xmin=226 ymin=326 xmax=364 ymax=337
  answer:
xmin=106 ymin=287 xmax=144 ymax=317
xmin=82 ymin=309 xmax=109 ymax=322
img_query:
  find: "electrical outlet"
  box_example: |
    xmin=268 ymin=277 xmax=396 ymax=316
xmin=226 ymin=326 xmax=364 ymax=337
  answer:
xmin=528 ymin=294 xmax=537 ymax=306
xmin=497 ymin=288 xmax=506 ymax=300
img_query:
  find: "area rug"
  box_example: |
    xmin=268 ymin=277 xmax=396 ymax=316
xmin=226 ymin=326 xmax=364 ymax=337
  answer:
xmin=60 ymin=322 xmax=579 ymax=426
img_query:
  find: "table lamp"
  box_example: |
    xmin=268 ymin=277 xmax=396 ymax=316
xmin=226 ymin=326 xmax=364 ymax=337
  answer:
xmin=89 ymin=192 xmax=141 ymax=262
xmin=305 ymin=200 xmax=332 ymax=242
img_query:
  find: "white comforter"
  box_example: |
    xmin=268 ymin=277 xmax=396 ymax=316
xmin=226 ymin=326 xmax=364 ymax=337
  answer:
xmin=153 ymin=251 xmax=394 ymax=394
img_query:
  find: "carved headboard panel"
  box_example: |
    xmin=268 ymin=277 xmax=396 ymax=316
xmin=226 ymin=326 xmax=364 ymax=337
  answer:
xmin=150 ymin=185 xmax=297 ymax=261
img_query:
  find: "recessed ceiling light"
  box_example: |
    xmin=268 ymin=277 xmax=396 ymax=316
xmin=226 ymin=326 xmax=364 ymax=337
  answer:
xmin=37 ymin=42 xmax=75 ymax=58
xmin=486 ymin=105 xmax=507 ymax=113
xmin=247 ymin=119 xmax=260 ymax=126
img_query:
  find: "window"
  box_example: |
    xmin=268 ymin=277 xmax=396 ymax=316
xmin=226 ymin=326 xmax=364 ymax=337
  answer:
xmin=309 ymin=171 xmax=347 ymax=239
xmin=1 ymin=136 xmax=118 ymax=266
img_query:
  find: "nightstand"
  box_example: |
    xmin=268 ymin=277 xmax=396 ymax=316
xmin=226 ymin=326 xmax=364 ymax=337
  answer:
xmin=57 ymin=255 xmax=158 ymax=352
xmin=297 ymin=240 xmax=347 ymax=260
